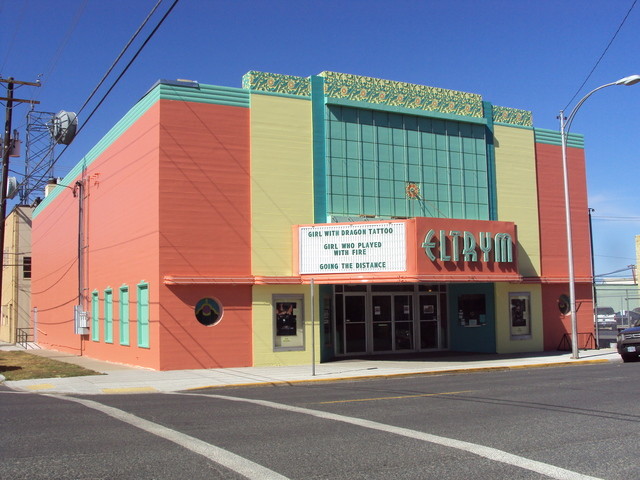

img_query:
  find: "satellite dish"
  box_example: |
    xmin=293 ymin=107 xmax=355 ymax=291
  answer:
xmin=48 ymin=111 xmax=78 ymax=145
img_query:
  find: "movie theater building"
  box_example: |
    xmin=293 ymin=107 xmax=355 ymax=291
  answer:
xmin=31 ymin=71 xmax=594 ymax=370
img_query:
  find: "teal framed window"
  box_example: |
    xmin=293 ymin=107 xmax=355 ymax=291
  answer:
xmin=91 ymin=290 xmax=99 ymax=342
xmin=119 ymin=285 xmax=130 ymax=346
xmin=104 ymin=288 xmax=113 ymax=344
xmin=137 ymin=282 xmax=149 ymax=348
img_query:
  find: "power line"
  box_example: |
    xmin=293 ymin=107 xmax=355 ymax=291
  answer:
xmin=13 ymin=0 xmax=180 ymax=199
xmin=35 ymin=0 xmax=89 ymax=103
xmin=75 ymin=0 xmax=163 ymax=119
xmin=0 ymin=0 xmax=30 ymax=74
xmin=591 ymin=215 xmax=640 ymax=221
xmin=562 ymin=0 xmax=638 ymax=111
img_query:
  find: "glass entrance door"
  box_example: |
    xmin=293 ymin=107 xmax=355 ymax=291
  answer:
xmin=394 ymin=295 xmax=413 ymax=351
xmin=419 ymin=293 xmax=439 ymax=349
xmin=372 ymin=295 xmax=392 ymax=351
xmin=344 ymin=295 xmax=366 ymax=353
xmin=334 ymin=285 xmax=446 ymax=356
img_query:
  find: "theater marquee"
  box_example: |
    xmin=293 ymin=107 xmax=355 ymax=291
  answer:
xmin=298 ymin=222 xmax=406 ymax=274
xmin=296 ymin=217 xmax=518 ymax=281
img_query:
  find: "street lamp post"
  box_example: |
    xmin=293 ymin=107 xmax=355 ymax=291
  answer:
xmin=559 ymin=74 xmax=640 ymax=359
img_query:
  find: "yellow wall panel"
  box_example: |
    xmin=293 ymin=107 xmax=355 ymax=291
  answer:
xmin=494 ymin=283 xmax=543 ymax=353
xmin=251 ymin=94 xmax=314 ymax=276
xmin=252 ymin=285 xmax=321 ymax=366
xmin=494 ymin=125 xmax=540 ymax=277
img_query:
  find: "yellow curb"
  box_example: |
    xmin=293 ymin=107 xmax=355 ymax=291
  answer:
xmin=101 ymin=386 xmax=158 ymax=394
xmin=184 ymin=358 xmax=612 ymax=391
xmin=26 ymin=383 xmax=55 ymax=390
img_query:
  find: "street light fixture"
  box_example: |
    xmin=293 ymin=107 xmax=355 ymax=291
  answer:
xmin=559 ymin=74 xmax=640 ymax=359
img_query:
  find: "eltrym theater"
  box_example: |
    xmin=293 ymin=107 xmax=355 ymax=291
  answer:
xmin=32 ymin=71 xmax=594 ymax=370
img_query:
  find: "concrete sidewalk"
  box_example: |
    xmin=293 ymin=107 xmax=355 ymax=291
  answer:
xmin=0 ymin=343 xmax=620 ymax=395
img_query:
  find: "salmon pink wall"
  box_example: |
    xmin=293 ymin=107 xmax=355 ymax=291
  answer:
xmin=535 ymin=142 xmax=594 ymax=350
xmin=157 ymin=100 xmax=252 ymax=369
xmin=541 ymin=283 xmax=594 ymax=350
xmin=161 ymin=285 xmax=252 ymax=369
xmin=32 ymin=189 xmax=83 ymax=354
xmin=33 ymin=103 xmax=162 ymax=368
xmin=535 ymin=143 xmax=592 ymax=281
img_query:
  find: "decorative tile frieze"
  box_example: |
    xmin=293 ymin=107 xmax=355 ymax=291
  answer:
xmin=242 ymin=70 xmax=533 ymax=126
xmin=242 ymin=71 xmax=310 ymax=96
xmin=492 ymin=105 xmax=533 ymax=127
xmin=319 ymin=71 xmax=484 ymax=118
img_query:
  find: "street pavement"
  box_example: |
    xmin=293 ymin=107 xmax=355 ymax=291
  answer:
xmin=0 ymin=342 xmax=620 ymax=395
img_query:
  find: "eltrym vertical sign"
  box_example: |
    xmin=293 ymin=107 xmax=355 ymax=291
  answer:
xmin=298 ymin=222 xmax=406 ymax=274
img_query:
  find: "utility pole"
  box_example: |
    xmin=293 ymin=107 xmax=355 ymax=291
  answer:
xmin=0 ymin=77 xmax=40 ymax=325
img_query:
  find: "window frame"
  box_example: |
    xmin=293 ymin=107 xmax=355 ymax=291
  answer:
xmin=104 ymin=288 xmax=113 ymax=344
xmin=137 ymin=282 xmax=150 ymax=348
xmin=119 ymin=285 xmax=130 ymax=346
xmin=91 ymin=290 xmax=100 ymax=342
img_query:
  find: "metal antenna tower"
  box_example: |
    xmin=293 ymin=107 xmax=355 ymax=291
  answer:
xmin=23 ymin=108 xmax=56 ymax=204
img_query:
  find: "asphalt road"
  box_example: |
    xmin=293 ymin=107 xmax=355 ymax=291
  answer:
xmin=2 ymin=361 xmax=638 ymax=479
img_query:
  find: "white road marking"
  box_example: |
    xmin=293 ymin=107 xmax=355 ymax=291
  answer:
xmin=46 ymin=394 xmax=289 ymax=480
xmin=182 ymin=392 xmax=603 ymax=480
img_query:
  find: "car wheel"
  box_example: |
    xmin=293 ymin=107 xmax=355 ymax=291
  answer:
xmin=621 ymin=354 xmax=637 ymax=363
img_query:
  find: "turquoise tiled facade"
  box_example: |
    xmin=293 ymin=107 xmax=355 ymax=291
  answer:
xmin=242 ymin=70 xmax=531 ymax=223
xmin=325 ymin=105 xmax=490 ymax=221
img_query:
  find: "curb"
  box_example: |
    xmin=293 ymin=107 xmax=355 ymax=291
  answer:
xmin=185 ymin=357 xmax=614 ymax=392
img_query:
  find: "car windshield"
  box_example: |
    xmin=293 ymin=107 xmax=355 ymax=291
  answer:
xmin=634 ymin=318 xmax=640 ymax=328
xmin=597 ymin=307 xmax=615 ymax=315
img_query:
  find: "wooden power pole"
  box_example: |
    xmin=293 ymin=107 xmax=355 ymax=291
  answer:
xmin=0 ymin=77 xmax=40 ymax=325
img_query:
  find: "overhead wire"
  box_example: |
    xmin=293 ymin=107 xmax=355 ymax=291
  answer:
xmin=591 ymin=215 xmax=640 ymax=221
xmin=562 ymin=0 xmax=638 ymax=111
xmin=34 ymin=0 xmax=89 ymax=103
xmin=0 ymin=0 xmax=30 ymax=75
xmin=15 ymin=0 xmax=180 ymax=200
xmin=74 ymin=0 xmax=163 ymax=119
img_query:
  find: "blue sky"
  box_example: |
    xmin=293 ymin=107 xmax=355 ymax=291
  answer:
xmin=1 ymin=0 xmax=639 ymax=278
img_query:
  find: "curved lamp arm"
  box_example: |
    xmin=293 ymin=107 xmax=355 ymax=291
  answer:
xmin=558 ymin=73 xmax=640 ymax=360
xmin=563 ymin=74 xmax=640 ymax=133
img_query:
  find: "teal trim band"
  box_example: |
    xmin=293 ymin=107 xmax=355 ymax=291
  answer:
xmin=34 ymin=89 xmax=159 ymax=218
xmin=247 ymin=90 xmax=311 ymax=101
xmin=534 ymin=128 xmax=584 ymax=148
xmin=326 ymin=97 xmax=487 ymax=125
xmin=483 ymin=101 xmax=498 ymax=221
xmin=493 ymin=122 xmax=534 ymax=131
xmin=159 ymin=83 xmax=250 ymax=107
xmin=34 ymin=81 xmax=250 ymax=219
xmin=311 ymin=76 xmax=327 ymax=223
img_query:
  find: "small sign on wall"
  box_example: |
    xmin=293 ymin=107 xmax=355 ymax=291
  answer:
xmin=273 ymin=295 xmax=304 ymax=351
xmin=510 ymin=292 xmax=531 ymax=338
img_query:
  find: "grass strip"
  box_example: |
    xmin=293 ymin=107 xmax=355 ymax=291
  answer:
xmin=0 ymin=351 xmax=100 ymax=381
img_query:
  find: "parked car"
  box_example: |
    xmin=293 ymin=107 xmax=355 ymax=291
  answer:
xmin=596 ymin=306 xmax=616 ymax=329
xmin=614 ymin=310 xmax=640 ymax=326
xmin=617 ymin=317 xmax=640 ymax=362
